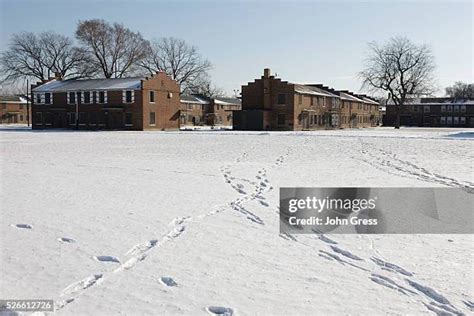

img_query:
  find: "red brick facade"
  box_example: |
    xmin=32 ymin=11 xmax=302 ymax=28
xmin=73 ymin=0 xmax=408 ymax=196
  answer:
xmin=31 ymin=72 xmax=180 ymax=130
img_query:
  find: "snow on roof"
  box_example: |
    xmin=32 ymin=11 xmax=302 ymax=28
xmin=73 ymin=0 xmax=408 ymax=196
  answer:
xmin=214 ymin=97 xmax=241 ymax=106
xmin=0 ymin=95 xmax=28 ymax=103
xmin=180 ymin=95 xmax=210 ymax=104
xmin=32 ymin=77 xmax=145 ymax=93
xmin=339 ymin=92 xmax=364 ymax=102
xmin=294 ymin=84 xmax=334 ymax=97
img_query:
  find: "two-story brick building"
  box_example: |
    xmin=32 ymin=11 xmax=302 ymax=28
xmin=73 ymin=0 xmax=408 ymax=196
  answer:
xmin=384 ymin=98 xmax=474 ymax=127
xmin=31 ymin=72 xmax=181 ymax=130
xmin=0 ymin=95 xmax=30 ymax=124
xmin=180 ymin=94 xmax=241 ymax=127
xmin=233 ymin=69 xmax=380 ymax=131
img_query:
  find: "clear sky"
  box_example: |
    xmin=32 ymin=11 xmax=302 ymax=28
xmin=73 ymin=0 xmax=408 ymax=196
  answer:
xmin=0 ymin=0 xmax=472 ymax=96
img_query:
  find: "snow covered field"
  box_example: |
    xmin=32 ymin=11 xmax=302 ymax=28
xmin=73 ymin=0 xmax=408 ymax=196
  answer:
xmin=0 ymin=127 xmax=473 ymax=315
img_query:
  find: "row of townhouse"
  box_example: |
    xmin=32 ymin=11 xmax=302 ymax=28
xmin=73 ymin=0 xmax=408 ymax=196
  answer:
xmin=233 ymin=69 xmax=380 ymax=131
xmin=180 ymin=95 xmax=241 ymax=127
xmin=30 ymin=72 xmax=241 ymax=130
xmin=384 ymin=98 xmax=474 ymax=127
xmin=0 ymin=95 xmax=30 ymax=124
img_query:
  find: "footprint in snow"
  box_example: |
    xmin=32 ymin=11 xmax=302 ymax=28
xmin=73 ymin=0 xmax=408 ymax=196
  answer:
xmin=58 ymin=237 xmax=76 ymax=243
xmin=94 ymin=255 xmax=120 ymax=263
xmin=206 ymin=306 xmax=234 ymax=316
xmin=12 ymin=223 xmax=33 ymax=229
xmin=159 ymin=277 xmax=178 ymax=287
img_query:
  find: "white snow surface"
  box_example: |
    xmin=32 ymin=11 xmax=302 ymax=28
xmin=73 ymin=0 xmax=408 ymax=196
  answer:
xmin=0 ymin=126 xmax=473 ymax=315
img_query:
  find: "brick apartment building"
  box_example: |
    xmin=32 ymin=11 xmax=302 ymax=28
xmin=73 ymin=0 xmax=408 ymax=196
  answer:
xmin=384 ymin=98 xmax=474 ymax=127
xmin=31 ymin=72 xmax=181 ymax=130
xmin=0 ymin=95 xmax=30 ymax=124
xmin=180 ymin=94 xmax=241 ymax=127
xmin=233 ymin=69 xmax=380 ymax=131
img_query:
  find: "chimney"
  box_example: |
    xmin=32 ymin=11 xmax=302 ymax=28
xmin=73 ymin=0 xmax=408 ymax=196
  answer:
xmin=54 ymin=72 xmax=62 ymax=80
xmin=263 ymin=68 xmax=271 ymax=78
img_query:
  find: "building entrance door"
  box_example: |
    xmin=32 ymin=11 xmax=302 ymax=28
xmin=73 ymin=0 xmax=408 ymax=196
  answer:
xmin=106 ymin=111 xmax=124 ymax=129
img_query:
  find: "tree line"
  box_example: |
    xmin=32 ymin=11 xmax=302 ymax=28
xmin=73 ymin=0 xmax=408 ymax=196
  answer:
xmin=0 ymin=19 xmax=223 ymax=96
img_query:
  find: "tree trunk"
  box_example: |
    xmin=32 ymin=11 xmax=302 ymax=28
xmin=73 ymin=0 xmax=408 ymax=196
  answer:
xmin=394 ymin=104 xmax=401 ymax=129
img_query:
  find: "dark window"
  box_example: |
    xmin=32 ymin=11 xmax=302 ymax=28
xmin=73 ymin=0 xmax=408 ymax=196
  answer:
xmin=2 ymin=103 xmax=6 ymax=109
xmin=277 ymin=94 xmax=286 ymax=105
xmin=125 ymin=112 xmax=133 ymax=125
xmin=126 ymin=91 xmax=133 ymax=103
xmin=19 ymin=104 xmax=24 ymax=110
xmin=149 ymin=91 xmax=155 ymax=103
xmin=69 ymin=92 xmax=76 ymax=104
xmin=98 ymin=91 xmax=105 ymax=103
xmin=79 ymin=112 xmax=86 ymax=124
xmin=45 ymin=112 xmax=52 ymax=125
xmin=149 ymin=112 xmax=156 ymax=125
xmin=84 ymin=92 xmax=91 ymax=104
xmin=35 ymin=112 xmax=43 ymax=124
xmin=277 ymin=114 xmax=285 ymax=125
xmin=68 ymin=112 xmax=76 ymax=125
xmin=90 ymin=112 xmax=97 ymax=125
xmin=45 ymin=93 xmax=51 ymax=104
xmin=36 ymin=94 xmax=41 ymax=104
xmin=20 ymin=115 xmax=24 ymax=121
xmin=310 ymin=97 xmax=314 ymax=106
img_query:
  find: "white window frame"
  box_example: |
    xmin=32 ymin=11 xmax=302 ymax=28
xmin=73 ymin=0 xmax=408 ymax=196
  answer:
xmin=149 ymin=90 xmax=155 ymax=103
xmin=82 ymin=91 xmax=92 ymax=104
xmin=96 ymin=91 xmax=107 ymax=104
xmin=123 ymin=90 xmax=135 ymax=104
xmin=67 ymin=91 xmax=77 ymax=105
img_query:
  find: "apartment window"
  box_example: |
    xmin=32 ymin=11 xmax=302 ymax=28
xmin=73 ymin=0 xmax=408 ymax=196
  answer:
xmin=20 ymin=115 xmax=24 ymax=121
xmin=454 ymin=105 xmax=459 ymax=112
xmin=441 ymin=105 xmax=446 ymax=112
xmin=440 ymin=116 xmax=446 ymax=125
xmin=447 ymin=105 xmax=453 ymax=112
xmin=423 ymin=105 xmax=430 ymax=113
xmin=79 ymin=112 xmax=86 ymax=125
xmin=168 ymin=92 xmax=173 ymax=99
xmin=83 ymin=92 xmax=91 ymax=104
xmin=125 ymin=112 xmax=133 ymax=126
xmin=298 ymin=94 xmax=303 ymax=105
xmin=453 ymin=116 xmax=459 ymax=125
xmin=44 ymin=112 xmax=52 ymax=125
xmin=447 ymin=116 xmax=452 ymax=125
xmin=90 ymin=112 xmax=97 ymax=126
xmin=149 ymin=91 xmax=155 ymax=103
xmin=277 ymin=93 xmax=286 ymax=104
xmin=98 ymin=91 xmax=106 ymax=104
xmin=36 ymin=94 xmax=42 ymax=104
xmin=68 ymin=92 xmax=76 ymax=104
xmin=149 ymin=112 xmax=156 ymax=126
xmin=45 ymin=93 xmax=51 ymax=104
xmin=68 ymin=112 xmax=76 ymax=125
xmin=460 ymin=116 xmax=466 ymax=125
xmin=19 ymin=104 xmax=24 ymax=110
xmin=310 ymin=97 xmax=314 ymax=106
xmin=277 ymin=114 xmax=285 ymax=125
xmin=35 ymin=112 xmax=43 ymax=125
xmin=460 ymin=105 xmax=466 ymax=113
xmin=123 ymin=90 xmax=134 ymax=103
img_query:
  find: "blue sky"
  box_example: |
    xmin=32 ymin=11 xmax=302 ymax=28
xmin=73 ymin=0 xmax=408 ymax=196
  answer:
xmin=0 ymin=0 xmax=472 ymax=96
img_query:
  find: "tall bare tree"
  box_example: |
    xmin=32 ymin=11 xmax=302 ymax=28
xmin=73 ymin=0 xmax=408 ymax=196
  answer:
xmin=140 ymin=37 xmax=212 ymax=93
xmin=0 ymin=31 xmax=94 ymax=83
xmin=76 ymin=19 xmax=148 ymax=78
xmin=445 ymin=82 xmax=474 ymax=99
xmin=360 ymin=36 xmax=436 ymax=128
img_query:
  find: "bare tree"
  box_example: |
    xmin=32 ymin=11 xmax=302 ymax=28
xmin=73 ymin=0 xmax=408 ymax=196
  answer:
xmin=0 ymin=31 xmax=95 ymax=83
xmin=185 ymin=74 xmax=225 ymax=97
xmin=140 ymin=37 xmax=212 ymax=92
xmin=360 ymin=36 xmax=436 ymax=128
xmin=445 ymin=82 xmax=474 ymax=99
xmin=76 ymin=19 xmax=148 ymax=78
